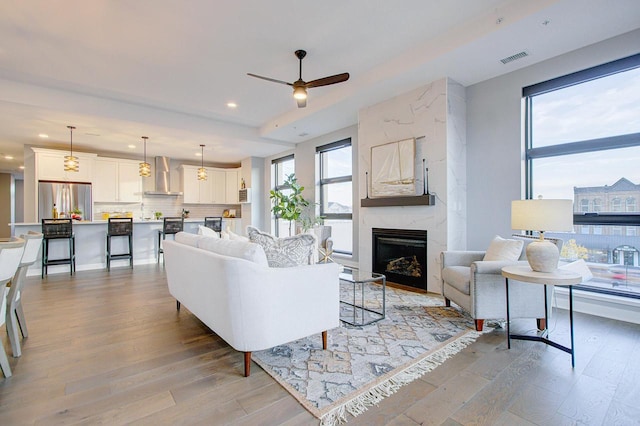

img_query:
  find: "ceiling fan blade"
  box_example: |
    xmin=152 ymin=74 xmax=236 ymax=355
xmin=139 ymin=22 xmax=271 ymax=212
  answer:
xmin=247 ymin=73 xmax=292 ymax=86
xmin=305 ymin=73 xmax=350 ymax=88
xmin=296 ymin=98 xmax=307 ymax=108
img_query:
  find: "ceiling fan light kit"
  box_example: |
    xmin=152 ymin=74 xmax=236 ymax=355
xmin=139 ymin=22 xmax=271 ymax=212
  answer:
xmin=248 ymin=49 xmax=349 ymax=108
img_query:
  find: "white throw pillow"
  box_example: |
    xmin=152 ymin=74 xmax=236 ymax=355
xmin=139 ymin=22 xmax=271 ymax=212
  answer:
xmin=483 ymin=235 xmax=523 ymax=261
xmin=247 ymin=226 xmax=316 ymax=268
xmin=197 ymin=225 xmax=219 ymax=238
xmin=174 ymin=231 xmax=203 ymax=247
xmin=197 ymin=237 xmax=268 ymax=266
xmin=227 ymin=228 xmax=249 ymax=242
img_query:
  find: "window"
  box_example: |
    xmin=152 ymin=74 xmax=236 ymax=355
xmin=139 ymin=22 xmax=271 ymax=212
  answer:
xmin=317 ymin=139 xmax=352 ymax=254
xmin=271 ymin=155 xmax=294 ymax=237
xmin=524 ymin=53 xmax=640 ymax=299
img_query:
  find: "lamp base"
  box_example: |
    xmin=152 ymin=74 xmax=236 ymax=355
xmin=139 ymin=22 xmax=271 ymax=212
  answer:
xmin=526 ymin=240 xmax=559 ymax=273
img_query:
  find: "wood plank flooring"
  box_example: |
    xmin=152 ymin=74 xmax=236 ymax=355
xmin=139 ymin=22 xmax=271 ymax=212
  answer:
xmin=1 ymin=265 xmax=639 ymax=425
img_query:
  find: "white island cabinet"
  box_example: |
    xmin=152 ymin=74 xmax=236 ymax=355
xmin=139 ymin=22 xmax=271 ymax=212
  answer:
xmin=13 ymin=218 xmax=241 ymax=275
xmin=93 ymin=158 xmax=142 ymax=202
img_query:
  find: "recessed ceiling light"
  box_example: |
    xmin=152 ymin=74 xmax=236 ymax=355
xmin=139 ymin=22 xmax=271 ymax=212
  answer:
xmin=227 ymin=102 xmax=237 ymax=108
xmin=4 ymin=155 xmax=13 ymax=160
xmin=19 ymin=166 xmax=25 ymax=170
xmin=38 ymin=133 xmax=49 ymax=138
xmin=128 ymin=144 xmax=136 ymax=149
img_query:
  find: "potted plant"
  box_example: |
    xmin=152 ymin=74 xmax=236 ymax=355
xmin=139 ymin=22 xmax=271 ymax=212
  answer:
xmin=269 ymin=173 xmax=309 ymax=235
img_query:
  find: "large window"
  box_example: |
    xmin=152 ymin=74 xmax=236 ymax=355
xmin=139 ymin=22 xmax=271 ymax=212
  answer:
xmin=317 ymin=139 xmax=352 ymax=254
xmin=271 ymin=154 xmax=294 ymax=237
xmin=524 ymin=53 xmax=640 ymax=299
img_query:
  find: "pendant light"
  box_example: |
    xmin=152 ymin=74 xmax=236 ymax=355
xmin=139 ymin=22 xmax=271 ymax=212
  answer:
xmin=139 ymin=136 xmax=151 ymax=177
xmin=197 ymin=144 xmax=207 ymax=181
xmin=64 ymin=125 xmax=79 ymax=172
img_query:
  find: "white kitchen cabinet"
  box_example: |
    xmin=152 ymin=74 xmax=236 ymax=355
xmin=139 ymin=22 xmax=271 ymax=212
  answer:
xmin=225 ymin=169 xmax=239 ymax=204
xmin=210 ymin=170 xmax=226 ymax=203
xmin=93 ymin=158 xmax=142 ymax=202
xmin=181 ymin=165 xmax=214 ymax=204
xmin=34 ymin=148 xmax=95 ymax=182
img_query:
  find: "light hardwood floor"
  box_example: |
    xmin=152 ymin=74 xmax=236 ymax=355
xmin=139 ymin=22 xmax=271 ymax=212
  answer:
xmin=1 ymin=265 xmax=639 ymax=425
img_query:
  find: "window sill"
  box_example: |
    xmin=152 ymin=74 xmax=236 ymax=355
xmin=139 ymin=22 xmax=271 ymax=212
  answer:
xmin=553 ymin=286 xmax=640 ymax=325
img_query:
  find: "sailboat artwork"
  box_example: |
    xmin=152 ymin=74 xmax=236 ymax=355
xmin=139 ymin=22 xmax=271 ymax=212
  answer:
xmin=370 ymin=138 xmax=416 ymax=197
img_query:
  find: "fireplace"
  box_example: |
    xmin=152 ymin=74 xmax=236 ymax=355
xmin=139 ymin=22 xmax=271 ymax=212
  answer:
xmin=372 ymin=228 xmax=427 ymax=291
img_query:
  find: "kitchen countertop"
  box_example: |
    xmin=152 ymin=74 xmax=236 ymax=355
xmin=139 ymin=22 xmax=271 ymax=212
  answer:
xmin=12 ymin=217 xmax=241 ymax=226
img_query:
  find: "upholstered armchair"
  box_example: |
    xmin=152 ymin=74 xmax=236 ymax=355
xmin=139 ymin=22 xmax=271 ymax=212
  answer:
xmin=440 ymin=234 xmax=561 ymax=331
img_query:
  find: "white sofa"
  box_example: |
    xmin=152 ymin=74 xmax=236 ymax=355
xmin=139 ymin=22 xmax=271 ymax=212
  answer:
xmin=163 ymin=232 xmax=341 ymax=376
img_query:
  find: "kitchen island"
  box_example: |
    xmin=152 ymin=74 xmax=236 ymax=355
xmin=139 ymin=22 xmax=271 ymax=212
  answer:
xmin=12 ymin=218 xmax=241 ymax=275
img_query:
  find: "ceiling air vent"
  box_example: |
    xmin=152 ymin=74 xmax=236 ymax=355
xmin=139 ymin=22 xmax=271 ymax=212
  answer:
xmin=500 ymin=51 xmax=528 ymax=65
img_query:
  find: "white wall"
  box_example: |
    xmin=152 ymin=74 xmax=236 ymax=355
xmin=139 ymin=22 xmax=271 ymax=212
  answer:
xmin=466 ymin=28 xmax=640 ymax=250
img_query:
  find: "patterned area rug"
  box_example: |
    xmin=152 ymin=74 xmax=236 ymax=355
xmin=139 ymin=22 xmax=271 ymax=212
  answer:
xmin=252 ymin=282 xmax=481 ymax=425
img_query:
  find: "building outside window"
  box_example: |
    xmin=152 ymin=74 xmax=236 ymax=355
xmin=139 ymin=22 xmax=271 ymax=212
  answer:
xmin=524 ymin=52 xmax=640 ymax=299
xmin=317 ymin=139 xmax=353 ymax=255
xmin=271 ymin=154 xmax=294 ymax=237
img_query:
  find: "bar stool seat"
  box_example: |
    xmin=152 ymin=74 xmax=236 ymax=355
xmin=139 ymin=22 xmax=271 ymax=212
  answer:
xmin=157 ymin=217 xmax=183 ymax=263
xmin=41 ymin=219 xmax=75 ymax=278
xmin=106 ymin=218 xmax=133 ymax=271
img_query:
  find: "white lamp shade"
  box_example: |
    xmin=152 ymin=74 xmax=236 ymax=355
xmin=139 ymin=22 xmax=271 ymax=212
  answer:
xmin=511 ymin=199 xmax=574 ymax=232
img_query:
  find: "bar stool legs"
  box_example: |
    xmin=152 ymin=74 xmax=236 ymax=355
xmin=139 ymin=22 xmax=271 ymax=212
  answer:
xmin=41 ymin=235 xmax=75 ymax=277
xmin=106 ymin=233 xmax=133 ymax=270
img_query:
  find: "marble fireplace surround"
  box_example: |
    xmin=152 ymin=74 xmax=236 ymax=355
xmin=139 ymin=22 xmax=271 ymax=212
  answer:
xmin=358 ymin=77 xmax=467 ymax=293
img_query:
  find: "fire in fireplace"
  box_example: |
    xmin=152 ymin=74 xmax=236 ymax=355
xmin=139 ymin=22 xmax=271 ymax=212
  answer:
xmin=372 ymin=228 xmax=428 ymax=291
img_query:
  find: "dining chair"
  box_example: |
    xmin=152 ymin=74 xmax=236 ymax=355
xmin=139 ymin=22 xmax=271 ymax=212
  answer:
xmin=6 ymin=232 xmax=43 ymax=358
xmin=0 ymin=237 xmax=26 ymax=377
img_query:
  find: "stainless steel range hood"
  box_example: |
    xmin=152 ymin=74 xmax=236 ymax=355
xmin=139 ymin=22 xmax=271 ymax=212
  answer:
xmin=143 ymin=156 xmax=183 ymax=196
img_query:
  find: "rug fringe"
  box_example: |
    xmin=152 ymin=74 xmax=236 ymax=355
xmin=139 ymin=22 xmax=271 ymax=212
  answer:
xmin=319 ymin=331 xmax=481 ymax=426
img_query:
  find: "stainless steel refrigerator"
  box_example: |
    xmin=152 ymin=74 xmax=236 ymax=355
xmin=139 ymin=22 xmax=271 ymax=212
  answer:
xmin=38 ymin=181 xmax=92 ymax=221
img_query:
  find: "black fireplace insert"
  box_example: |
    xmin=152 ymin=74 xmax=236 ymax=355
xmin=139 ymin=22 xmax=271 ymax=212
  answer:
xmin=372 ymin=228 xmax=427 ymax=291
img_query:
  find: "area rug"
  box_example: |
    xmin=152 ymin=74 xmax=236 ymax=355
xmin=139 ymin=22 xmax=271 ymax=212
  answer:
xmin=252 ymin=282 xmax=482 ymax=425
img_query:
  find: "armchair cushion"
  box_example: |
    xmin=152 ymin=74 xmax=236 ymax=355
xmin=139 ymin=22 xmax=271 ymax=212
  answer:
xmin=483 ymin=235 xmax=523 ymax=261
xmin=441 ymin=266 xmax=471 ymax=294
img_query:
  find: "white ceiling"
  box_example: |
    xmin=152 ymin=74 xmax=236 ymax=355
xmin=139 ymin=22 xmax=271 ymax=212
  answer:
xmin=0 ymin=0 xmax=639 ymax=173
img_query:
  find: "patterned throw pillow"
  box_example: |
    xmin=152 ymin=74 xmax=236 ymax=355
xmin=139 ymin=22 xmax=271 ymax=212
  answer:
xmin=247 ymin=226 xmax=316 ymax=268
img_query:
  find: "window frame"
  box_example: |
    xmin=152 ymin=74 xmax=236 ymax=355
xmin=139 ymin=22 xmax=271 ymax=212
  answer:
xmin=524 ymin=53 xmax=640 ymax=300
xmin=271 ymin=154 xmax=294 ymax=237
xmin=317 ymin=138 xmax=353 ymax=254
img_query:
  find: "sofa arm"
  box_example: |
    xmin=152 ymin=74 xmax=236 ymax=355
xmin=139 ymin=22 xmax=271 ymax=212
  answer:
xmin=441 ymin=251 xmax=485 ymax=268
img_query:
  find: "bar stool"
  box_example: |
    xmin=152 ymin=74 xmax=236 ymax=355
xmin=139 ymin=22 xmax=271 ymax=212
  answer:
xmin=106 ymin=218 xmax=133 ymax=271
xmin=157 ymin=217 xmax=183 ymax=263
xmin=204 ymin=216 xmax=222 ymax=233
xmin=0 ymin=237 xmax=25 ymax=377
xmin=41 ymin=219 xmax=75 ymax=278
xmin=6 ymin=232 xmax=42 ymax=358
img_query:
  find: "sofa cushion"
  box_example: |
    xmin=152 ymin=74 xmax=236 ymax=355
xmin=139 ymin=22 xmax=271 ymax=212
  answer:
xmin=198 ymin=225 xmax=219 ymax=238
xmin=175 ymin=232 xmax=203 ymax=247
xmin=441 ymin=266 xmax=470 ymax=295
xmin=247 ymin=226 xmax=316 ymax=268
xmin=483 ymin=235 xmax=523 ymax=261
xmin=197 ymin=237 xmax=268 ymax=267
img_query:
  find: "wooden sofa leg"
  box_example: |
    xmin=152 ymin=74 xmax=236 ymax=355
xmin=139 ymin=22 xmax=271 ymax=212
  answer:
xmin=176 ymin=301 xmax=180 ymax=311
xmin=475 ymin=319 xmax=484 ymax=331
xmin=537 ymin=318 xmax=546 ymax=330
xmin=244 ymin=352 xmax=251 ymax=377
xmin=444 ymin=298 xmax=451 ymax=307
xmin=322 ymin=331 xmax=327 ymax=350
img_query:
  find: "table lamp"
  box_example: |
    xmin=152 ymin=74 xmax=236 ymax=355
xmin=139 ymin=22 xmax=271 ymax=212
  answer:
xmin=511 ymin=198 xmax=574 ymax=272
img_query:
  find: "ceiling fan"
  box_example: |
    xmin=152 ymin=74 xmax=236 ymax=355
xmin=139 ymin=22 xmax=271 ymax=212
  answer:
xmin=247 ymin=49 xmax=349 ymax=108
